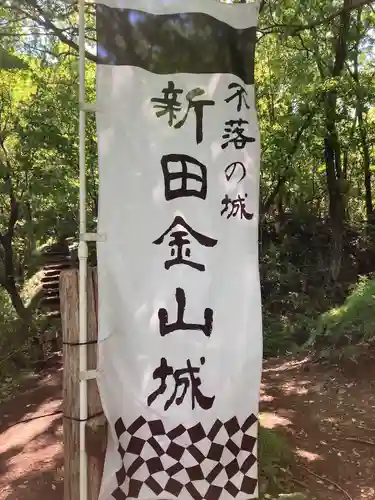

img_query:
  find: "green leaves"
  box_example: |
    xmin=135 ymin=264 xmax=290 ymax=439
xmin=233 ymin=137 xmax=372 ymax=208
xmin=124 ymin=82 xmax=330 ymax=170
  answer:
xmin=0 ymin=48 xmax=28 ymax=70
xmin=0 ymin=48 xmax=97 ymax=294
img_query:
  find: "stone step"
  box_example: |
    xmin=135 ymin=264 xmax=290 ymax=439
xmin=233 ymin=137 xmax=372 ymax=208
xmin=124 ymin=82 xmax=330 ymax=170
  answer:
xmin=44 ymin=269 xmax=61 ymax=278
xmin=43 ymin=290 xmax=59 ymax=298
xmin=43 ymin=262 xmax=71 ymax=271
xmin=43 ymin=247 xmax=70 ymax=255
xmin=42 ymin=281 xmax=60 ymax=290
xmin=43 ymin=254 xmax=71 ymax=263
xmin=41 ymin=276 xmax=60 ymax=284
xmin=41 ymin=296 xmax=60 ymax=306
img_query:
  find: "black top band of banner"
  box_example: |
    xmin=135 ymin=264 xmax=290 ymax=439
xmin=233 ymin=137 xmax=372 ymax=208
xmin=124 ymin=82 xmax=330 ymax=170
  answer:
xmin=96 ymin=6 xmax=256 ymax=85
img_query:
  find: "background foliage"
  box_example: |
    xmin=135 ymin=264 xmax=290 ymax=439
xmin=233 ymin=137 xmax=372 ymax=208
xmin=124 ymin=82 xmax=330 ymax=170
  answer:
xmin=0 ymin=0 xmax=374 ymax=370
xmin=1 ymin=1 xmax=374 ymax=498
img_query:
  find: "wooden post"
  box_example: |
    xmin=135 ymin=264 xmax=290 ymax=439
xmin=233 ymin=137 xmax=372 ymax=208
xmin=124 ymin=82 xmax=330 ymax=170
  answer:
xmin=61 ymin=268 xmax=107 ymax=500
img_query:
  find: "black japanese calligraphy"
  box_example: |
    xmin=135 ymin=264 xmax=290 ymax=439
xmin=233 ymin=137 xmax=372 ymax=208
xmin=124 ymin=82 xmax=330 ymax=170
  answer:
xmin=225 ymin=161 xmax=246 ymax=184
xmin=225 ymin=82 xmax=250 ymax=112
xmin=158 ymin=287 xmax=213 ymax=337
xmin=151 ymin=81 xmax=215 ymax=144
xmin=221 ymin=194 xmax=254 ymax=220
xmin=221 ymin=119 xmax=256 ymax=150
xmin=151 ymin=81 xmax=183 ymax=126
xmin=161 ymin=154 xmax=207 ymax=201
xmin=147 ymin=358 xmax=173 ymax=407
xmin=153 ymin=216 xmax=218 ymax=272
xmin=175 ymin=88 xmax=215 ymax=144
xmin=147 ymin=357 xmax=215 ymax=411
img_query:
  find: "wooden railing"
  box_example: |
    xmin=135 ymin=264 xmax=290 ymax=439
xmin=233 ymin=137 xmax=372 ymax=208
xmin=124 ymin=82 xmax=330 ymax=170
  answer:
xmin=60 ymin=268 xmax=107 ymax=500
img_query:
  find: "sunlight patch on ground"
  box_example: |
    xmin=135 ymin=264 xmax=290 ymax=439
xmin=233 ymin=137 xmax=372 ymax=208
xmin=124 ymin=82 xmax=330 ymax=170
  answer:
xmin=260 ymin=393 xmax=275 ymax=402
xmin=281 ymin=380 xmax=310 ymax=396
xmin=260 ymin=384 xmax=275 ymax=402
xmin=295 ymin=448 xmax=322 ymax=462
xmin=321 ymin=417 xmax=340 ymax=424
xmin=359 ymin=487 xmax=375 ymax=499
xmin=259 ymin=411 xmax=292 ymax=429
xmin=0 ymin=445 xmax=63 ymax=498
xmin=0 ymin=400 xmax=61 ymax=453
xmin=262 ymin=357 xmax=311 ymax=373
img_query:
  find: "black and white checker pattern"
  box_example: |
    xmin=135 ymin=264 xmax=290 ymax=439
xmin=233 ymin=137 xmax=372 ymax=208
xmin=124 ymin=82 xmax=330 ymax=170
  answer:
xmin=111 ymin=415 xmax=258 ymax=500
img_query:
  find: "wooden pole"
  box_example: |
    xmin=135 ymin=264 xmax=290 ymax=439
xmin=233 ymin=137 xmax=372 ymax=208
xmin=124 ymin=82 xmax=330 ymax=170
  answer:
xmin=61 ymin=268 xmax=107 ymax=500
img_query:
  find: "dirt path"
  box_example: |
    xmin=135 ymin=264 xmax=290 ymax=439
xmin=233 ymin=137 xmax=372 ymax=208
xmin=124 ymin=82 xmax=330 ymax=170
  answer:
xmin=0 ymin=354 xmax=374 ymax=500
xmin=261 ymin=354 xmax=375 ymax=500
xmin=0 ymin=360 xmax=63 ymax=500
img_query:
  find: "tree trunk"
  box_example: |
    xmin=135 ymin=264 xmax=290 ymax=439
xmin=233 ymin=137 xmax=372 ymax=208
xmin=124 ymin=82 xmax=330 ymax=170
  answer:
xmin=359 ymin=109 xmax=373 ymax=220
xmin=1 ymin=235 xmax=29 ymax=321
xmin=5 ymin=280 xmax=28 ymax=320
xmin=322 ymin=0 xmax=352 ymax=281
xmin=324 ymin=125 xmax=345 ymax=281
xmin=1 ymin=235 xmax=42 ymax=360
xmin=354 ymin=8 xmax=373 ymax=220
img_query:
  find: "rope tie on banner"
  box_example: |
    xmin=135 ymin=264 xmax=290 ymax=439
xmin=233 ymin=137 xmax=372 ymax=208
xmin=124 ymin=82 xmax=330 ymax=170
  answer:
xmin=64 ymin=411 xmax=104 ymax=423
xmin=62 ymin=340 xmax=98 ymax=346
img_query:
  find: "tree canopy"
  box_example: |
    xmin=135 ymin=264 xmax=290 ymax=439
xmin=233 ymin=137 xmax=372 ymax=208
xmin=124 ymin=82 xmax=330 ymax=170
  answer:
xmin=1 ymin=4 xmax=375 ymax=498
xmin=0 ymin=0 xmax=375 ymax=359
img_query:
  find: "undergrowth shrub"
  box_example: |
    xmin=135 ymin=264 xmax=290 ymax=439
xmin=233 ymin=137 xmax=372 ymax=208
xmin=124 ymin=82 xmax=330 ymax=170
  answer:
xmin=0 ymin=278 xmax=47 ymax=400
xmin=259 ymin=216 xmax=371 ymax=358
xmin=309 ymin=275 xmax=375 ymax=357
xmin=261 ymin=239 xmax=330 ymax=357
xmin=259 ymin=426 xmax=291 ymax=494
xmin=259 ymin=426 xmax=309 ymax=499
xmin=0 ymin=289 xmax=26 ymax=399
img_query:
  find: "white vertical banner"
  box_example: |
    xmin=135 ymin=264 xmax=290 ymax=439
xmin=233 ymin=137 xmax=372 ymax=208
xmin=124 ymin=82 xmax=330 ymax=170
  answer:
xmin=96 ymin=1 xmax=262 ymax=499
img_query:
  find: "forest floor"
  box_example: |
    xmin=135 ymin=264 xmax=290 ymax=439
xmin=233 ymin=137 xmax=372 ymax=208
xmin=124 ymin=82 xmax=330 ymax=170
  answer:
xmin=0 ymin=353 xmax=374 ymax=500
xmin=261 ymin=351 xmax=375 ymax=500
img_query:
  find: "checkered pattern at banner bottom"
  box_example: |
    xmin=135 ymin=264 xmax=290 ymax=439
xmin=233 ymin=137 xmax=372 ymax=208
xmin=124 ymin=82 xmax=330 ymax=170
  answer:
xmin=111 ymin=414 xmax=258 ymax=500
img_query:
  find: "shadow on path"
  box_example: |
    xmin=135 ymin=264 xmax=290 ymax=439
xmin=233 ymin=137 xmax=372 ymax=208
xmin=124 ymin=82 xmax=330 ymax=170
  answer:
xmin=2 ymin=353 xmax=375 ymax=500
xmin=260 ymin=353 xmax=375 ymax=500
xmin=0 ymin=359 xmax=63 ymax=500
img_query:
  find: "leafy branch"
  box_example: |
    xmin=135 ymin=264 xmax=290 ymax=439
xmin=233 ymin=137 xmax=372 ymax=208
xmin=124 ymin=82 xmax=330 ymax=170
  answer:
xmin=261 ymin=0 xmax=375 ymax=36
